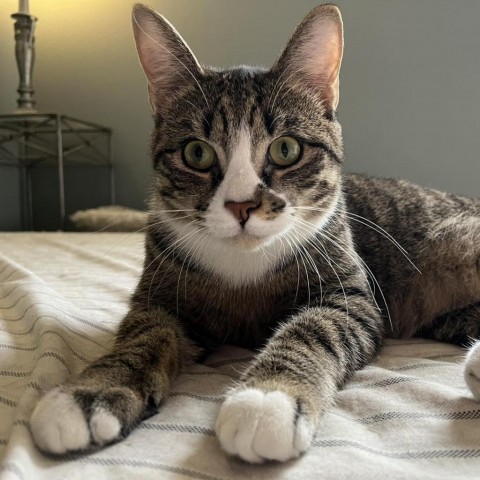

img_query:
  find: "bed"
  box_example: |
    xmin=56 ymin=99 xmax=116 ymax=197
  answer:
xmin=0 ymin=232 xmax=479 ymax=479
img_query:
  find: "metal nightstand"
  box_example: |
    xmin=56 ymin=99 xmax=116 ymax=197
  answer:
xmin=0 ymin=113 xmax=115 ymax=230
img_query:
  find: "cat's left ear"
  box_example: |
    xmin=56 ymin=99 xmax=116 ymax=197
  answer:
xmin=272 ymin=4 xmax=344 ymax=113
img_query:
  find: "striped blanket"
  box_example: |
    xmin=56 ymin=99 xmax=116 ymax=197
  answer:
xmin=0 ymin=232 xmax=479 ymax=479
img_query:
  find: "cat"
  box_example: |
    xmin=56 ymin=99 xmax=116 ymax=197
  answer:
xmin=30 ymin=3 xmax=480 ymax=463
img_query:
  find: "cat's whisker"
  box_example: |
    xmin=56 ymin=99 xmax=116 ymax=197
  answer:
xmin=297 ymin=235 xmax=324 ymax=306
xmin=141 ymin=217 xmax=201 ymax=296
xmin=285 ymin=231 xmax=312 ymax=308
xmin=259 ymin=243 xmax=277 ymax=263
xmin=89 ymin=217 xmax=138 ymax=233
xmin=299 ymin=231 xmax=352 ymax=347
xmin=316 ymin=228 xmax=393 ymax=332
xmin=181 ymin=99 xmax=212 ymax=129
xmin=293 ymin=214 xmax=379 ymax=308
xmin=146 ymin=220 xmax=204 ymax=308
xmin=273 ymin=69 xmax=324 ymax=115
xmin=288 ymin=228 xmax=323 ymax=286
xmin=280 ymin=234 xmax=301 ymax=307
xmin=295 ymin=207 xmax=406 ymax=306
xmin=267 ymin=67 xmax=289 ymax=111
xmin=176 ymin=227 xmax=208 ymax=317
xmin=292 ymin=222 xmax=348 ymax=320
xmin=154 ymin=209 xmax=197 ymax=213
xmin=184 ymin=230 xmax=211 ymax=301
xmin=297 ymin=204 xmax=410 ymax=256
xmin=149 ymin=223 xmax=204 ymax=303
xmin=344 ymin=211 xmax=421 ymax=274
xmin=259 ymin=245 xmax=271 ymax=264
xmin=279 ymin=231 xmax=288 ymax=264
xmin=268 ymin=113 xmax=289 ymax=131
xmin=268 ymin=69 xmax=302 ymax=115
xmin=102 ymin=214 xmax=194 ymax=258
xmin=293 ymin=205 xmax=421 ymax=274
xmin=281 ymin=233 xmax=301 ymax=302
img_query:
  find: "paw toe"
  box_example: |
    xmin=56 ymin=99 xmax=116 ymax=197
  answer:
xmin=216 ymin=388 xmax=313 ymax=463
xmin=90 ymin=407 xmax=122 ymax=444
xmin=251 ymin=391 xmax=298 ymax=461
xmin=465 ymin=341 xmax=480 ymax=401
xmin=30 ymin=389 xmax=90 ymax=454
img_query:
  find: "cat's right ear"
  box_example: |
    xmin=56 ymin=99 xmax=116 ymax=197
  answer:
xmin=132 ymin=4 xmax=203 ymax=113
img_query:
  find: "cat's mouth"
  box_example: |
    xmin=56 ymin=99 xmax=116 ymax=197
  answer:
xmin=203 ymin=203 xmax=294 ymax=251
xmin=223 ymin=230 xmax=278 ymax=251
xmin=224 ymin=231 xmax=268 ymax=250
xmin=222 ymin=224 xmax=292 ymax=251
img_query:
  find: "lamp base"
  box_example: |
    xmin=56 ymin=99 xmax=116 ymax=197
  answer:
xmin=11 ymin=13 xmax=38 ymax=112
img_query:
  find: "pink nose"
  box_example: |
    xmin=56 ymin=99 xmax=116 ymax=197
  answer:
xmin=224 ymin=201 xmax=259 ymax=226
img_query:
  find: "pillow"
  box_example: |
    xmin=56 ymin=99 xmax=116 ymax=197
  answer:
xmin=70 ymin=205 xmax=148 ymax=232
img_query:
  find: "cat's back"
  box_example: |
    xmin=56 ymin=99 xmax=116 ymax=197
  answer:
xmin=343 ymin=172 xmax=479 ymax=302
xmin=344 ymin=172 xmax=479 ymax=236
xmin=345 ymin=172 xmax=477 ymax=212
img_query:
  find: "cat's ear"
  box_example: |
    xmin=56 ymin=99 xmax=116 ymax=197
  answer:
xmin=272 ymin=4 xmax=344 ymax=112
xmin=132 ymin=4 xmax=203 ymax=112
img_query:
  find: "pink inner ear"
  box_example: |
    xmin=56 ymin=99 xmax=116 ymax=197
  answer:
xmin=297 ymin=20 xmax=342 ymax=83
xmin=133 ymin=8 xmax=202 ymax=94
xmin=294 ymin=19 xmax=343 ymax=109
xmin=134 ymin=16 xmax=173 ymax=86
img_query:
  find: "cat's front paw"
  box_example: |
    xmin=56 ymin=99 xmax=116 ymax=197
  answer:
xmin=30 ymin=385 xmax=135 ymax=455
xmin=465 ymin=340 xmax=480 ymax=401
xmin=215 ymin=388 xmax=314 ymax=463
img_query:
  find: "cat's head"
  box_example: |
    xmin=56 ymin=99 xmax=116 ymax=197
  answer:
xmin=133 ymin=4 xmax=344 ymax=253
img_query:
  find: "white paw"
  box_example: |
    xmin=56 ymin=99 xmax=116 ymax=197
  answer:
xmin=30 ymin=388 xmax=121 ymax=454
xmin=215 ymin=388 xmax=314 ymax=463
xmin=30 ymin=389 xmax=90 ymax=454
xmin=465 ymin=341 xmax=480 ymax=401
xmin=89 ymin=407 xmax=121 ymax=444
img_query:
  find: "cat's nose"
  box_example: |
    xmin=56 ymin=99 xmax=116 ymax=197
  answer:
xmin=224 ymin=201 xmax=259 ymax=226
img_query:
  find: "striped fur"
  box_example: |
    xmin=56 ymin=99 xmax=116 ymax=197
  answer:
xmin=30 ymin=3 xmax=480 ymax=462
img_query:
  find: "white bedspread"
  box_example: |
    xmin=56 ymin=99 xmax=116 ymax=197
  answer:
xmin=0 ymin=232 xmax=479 ymax=479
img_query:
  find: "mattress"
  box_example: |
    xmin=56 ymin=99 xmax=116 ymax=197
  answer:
xmin=0 ymin=232 xmax=479 ymax=479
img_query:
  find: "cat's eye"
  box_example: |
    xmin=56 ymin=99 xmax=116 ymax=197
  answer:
xmin=183 ymin=140 xmax=217 ymax=171
xmin=269 ymin=136 xmax=301 ymax=167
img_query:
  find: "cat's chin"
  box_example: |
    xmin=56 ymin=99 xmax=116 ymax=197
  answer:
xmin=223 ymin=232 xmax=272 ymax=251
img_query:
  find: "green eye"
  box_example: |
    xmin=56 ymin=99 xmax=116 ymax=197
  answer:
xmin=269 ymin=136 xmax=301 ymax=166
xmin=183 ymin=140 xmax=217 ymax=170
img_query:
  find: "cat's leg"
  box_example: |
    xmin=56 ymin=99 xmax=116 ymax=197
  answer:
xmin=465 ymin=337 xmax=480 ymax=401
xmin=415 ymin=302 xmax=480 ymax=401
xmin=391 ymin=214 xmax=480 ymax=338
xmin=215 ymin=294 xmax=383 ymax=463
xmin=417 ymin=302 xmax=480 ymax=346
xmin=412 ymin=213 xmax=480 ymax=400
xmin=30 ymin=308 xmax=198 ymax=455
xmin=426 ymin=302 xmax=480 ymax=402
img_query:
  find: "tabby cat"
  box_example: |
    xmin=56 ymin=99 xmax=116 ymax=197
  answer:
xmin=30 ymin=4 xmax=480 ymax=463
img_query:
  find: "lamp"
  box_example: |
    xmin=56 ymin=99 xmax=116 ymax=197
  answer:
xmin=0 ymin=0 xmax=115 ymax=231
xmin=11 ymin=0 xmax=37 ymax=112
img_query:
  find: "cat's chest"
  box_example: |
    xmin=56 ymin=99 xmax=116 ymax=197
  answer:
xmin=175 ymin=267 xmax=301 ymax=347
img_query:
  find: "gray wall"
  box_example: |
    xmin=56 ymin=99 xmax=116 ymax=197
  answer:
xmin=1 ymin=0 xmax=479 ymax=230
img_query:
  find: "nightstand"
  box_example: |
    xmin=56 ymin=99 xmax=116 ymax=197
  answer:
xmin=0 ymin=113 xmax=115 ymax=230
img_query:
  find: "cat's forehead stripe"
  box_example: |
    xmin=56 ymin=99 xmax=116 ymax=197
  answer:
xmin=221 ymin=125 xmax=258 ymax=203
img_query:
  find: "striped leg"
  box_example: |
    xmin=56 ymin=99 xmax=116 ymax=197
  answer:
xmin=418 ymin=302 xmax=480 ymax=402
xmin=30 ymin=308 xmax=198 ymax=455
xmin=417 ymin=302 xmax=480 ymax=346
xmin=215 ymin=294 xmax=383 ymax=463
